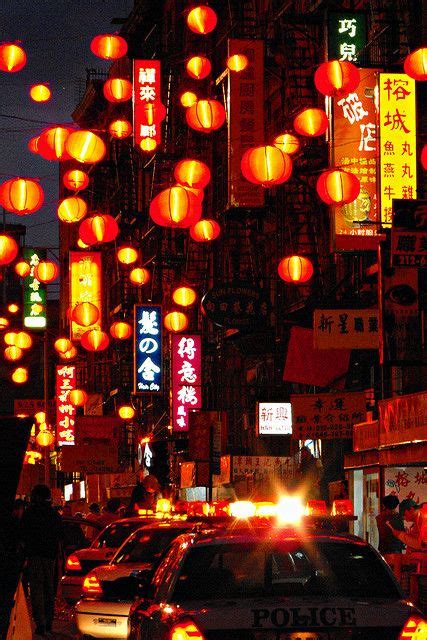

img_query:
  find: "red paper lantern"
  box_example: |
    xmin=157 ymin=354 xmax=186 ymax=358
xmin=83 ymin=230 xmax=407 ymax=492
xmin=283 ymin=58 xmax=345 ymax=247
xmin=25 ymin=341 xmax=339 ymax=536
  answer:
xmin=190 ymin=219 xmax=220 ymax=242
xmin=404 ymin=48 xmax=427 ymax=81
xmin=164 ymin=311 xmax=189 ymax=333
xmin=8 ymin=303 xmax=19 ymax=314
xmin=14 ymin=261 xmax=30 ymax=277
xmin=0 ymin=235 xmax=18 ymax=265
xmin=421 ymin=144 xmax=427 ymax=170
xmin=273 ymin=133 xmax=300 ymax=155
xmin=54 ymin=338 xmax=73 ymax=353
xmin=110 ymin=321 xmax=132 ymax=340
xmin=139 ymin=137 xmax=157 ymax=152
xmin=12 ymin=367 xmax=28 ymax=384
xmin=34 ymin=260 xmax=59 ymax=283
xmin=278 ymin=255 xmax=314 ymax=284
xmin=149 ymin=186 xmax=202 ymax=228
xmin=63 ymin=169 xmax=89 ymax=191
xmin=174 ymin=159 xmax=211 ymax=189
xmin=187 ymin=6 xmax=217 ymax=34
xmin=117 ymin=246 xmax=139 ymax=265
xmin=241 ymin=145 xmax=292 ymax=187
xmin=69 ymin=389 xmax=88 ymax=406
xmin=15 ymin=331 xmax=32 ymax=349
xmin=186 ymin=99 xmax=226 ymax=132
xmin=186 ymin=56 xmax=211 ymax=80
xmin=293 ymin=108 xmax=329 ymax=137
xmin=226 ymin=54 xmax=248 ymax=72
xmin=180 ymin=91 xmax=198 ymax=108
xmin=57 ymin=196 xmax=87 ymax=223
xmin=129 ymin=267 xmax=150 ymax=285
xmin=38 ymin=126 xmax=72 ymax=161
xmin=103 ymin=78 xmax=132 ymax=103
xmin=29 ymin=84 xmax=51 ymax=103
xmin=4 ymin=332 xmax=17 ymax=346
xmin=316 ymin=169 xmax=360 ymax=206
xmin=172 ymin=286 xmax=197 ymax=307
xmin=0 ymin=178 xmax=44 ymax=215
xmin=79 ymin=214 xmax=119 ymax=245
xmin=109 ymin=119 xmax=132 ymax=138
xmin=81 ymin=329 xmax=110 ymax=352
xmin=36 ymin=430 xmax=54 ymax=446
xmin=118 ymin=405 xmax=135 ymax=420
xmin=66 ymin=130 xmax=106 ymax=164
xmin=71 ymin=302 xmax=99 ymax=327
xmin=28 ymin=136 xmax=40 ymax=154
xmin=314 ymin=60 xmax=360 ymax=98
xmin=90 ymin=34 xmax=128 ymax=60
xmin=4 ymin=346 xmax=23 ymax=361
xmin=0 ymin=43 xmax=27 ymax=73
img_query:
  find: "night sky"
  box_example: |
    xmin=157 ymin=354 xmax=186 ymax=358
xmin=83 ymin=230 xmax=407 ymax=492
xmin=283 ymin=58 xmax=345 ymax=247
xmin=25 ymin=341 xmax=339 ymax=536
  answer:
xmin=0 ymin=0 xmax=134 ymax=250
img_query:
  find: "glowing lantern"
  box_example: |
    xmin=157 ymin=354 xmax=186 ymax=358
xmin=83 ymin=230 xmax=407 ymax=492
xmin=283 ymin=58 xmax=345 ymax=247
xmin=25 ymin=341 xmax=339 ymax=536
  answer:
xmin=81 ymin=329 xmax=110 ymax=352
xmin=103 ymin=78 xmax=132 ymax=103
xmin=187 ymin=6 xmax=217 ymax=34
xmin=421 ymin=144 xmax=427 ymax=170
xmin=0 ymin=317 xmax=9 ymax=330
xmin=278 ymin=255 xmax=314 ymax=284
xmin=79 ymin=214 xmax=119 ymax=245
xmin=63 ymin=169 xmax=89 ymax=191
xmin=5 ymin=346 xmax=23 ymax=361
xmin=90 ymin=34 xmax=128 ymax=60
xmin=77 ymin=238 xmax=89 ymax=249
xmin=15 ymin=332 xmax=32 ymax=349
xmin=71 ymin=302 xmax=99 ymax=327
xmin=36 ymin=430 xmax=54 ymax=447
xmin=12 ymin=367 xmax=28 ymax=384
xmin=0 ymin=235 xmax=18 ymax=265
xmin=37 ymin=126 xmax=72 ymax=161
xmin=404 ymin=48 xmax=427 ymax=81
xmin=34 ymin=411 xmax=46 ymax=424
xmin=129 ymin=267 xmax=150 ymax=285
xmin=174 ymin=159 xmax=211 ymax=189
xmin=149 ymin=186 xmax=202 ymax=228
xmin=241 ymin=145 xmax=292 ymax=187
xmin=34 ymin=260 xmax=59 ymax=283
xmin=109 ymin=119 xmax=132 ymax=139
xmin=118 ymin=405 xmax=135 ymax=420
xmin=28 ymin=136 xmax=40 ymax=154
xmin=316 ymin=169 xmax=360 ymax=206
xmin=0 ymin=178 xmax=44 ymax=215
xmin=186 ymin=99 xmax=226 ymax=132
xmin=7 ymin=303 xmax=19 ymax=314
xmin=110 ymin=321 xmax=132 ymax=340
xmin=54 ymin=337 xmax=73 ymax=353
xmin=140 ymin=138 xmax=157 ymax=152
xmin=0 ymin=43 xmax=27 ymax=73
xmin=314 ymin=60 xmax=360 ymax=98
xmin=273 ymin=133 xmax=300 ymax=156
xmin=138 ymin=102 xmax=167 ymax=126
xmin=29 ymin=84 xmax=51 ymax=103
xmin=172 ymin=286 xmax=197 ymax=307
xmin=59 ymin=346 xmax=77 ymax=360
xmin=180 ymin=91 xmax=197 ymax=108
xmin=69 ymin=389 xmax=88 ymax=406
xmin=66 ymin=130 xmax=106 ymax=164
xmin=117 ymin=246 xmax=139 ymax=265
xmin=226 ymin=54 xmax=248 ymax=72
xmin=32 ymin=303 xmax=44 ymax=315
xmin=57 ymin=196 xmax=87 ymax=223
xmin=293 ymin=108 xmax=329 ymax=137
xmin=164 ymin=311 xmax=189 ymax=333
xmin=15 ymin=261 xmax=30 ymax=277
xmin=4 ymin=332 xmax=17 ymax=346
xmin=186 ymin=56 xmax=211 ymax=80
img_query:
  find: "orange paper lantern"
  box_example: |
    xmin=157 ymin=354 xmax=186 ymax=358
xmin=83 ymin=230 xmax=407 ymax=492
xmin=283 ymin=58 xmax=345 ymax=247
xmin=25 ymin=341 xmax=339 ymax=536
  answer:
xmin=103 ymin=78 xmax=132 ymax=103
xmin=12 ymin=367 xmax=28 ymax=384
xmin=57 ymin=196 xmax=87 ymax=223
xmin=149 ymin=186 xmax=202 ymax=228
xmin=34 ymin=260 xmax=59 ymax=283
xmin=314 ymin=60 xmax=360 ymax=98
xmin=0 ymin=43 xmax=27 ymax=73
xmin=79 ymin=214 xmax=119 ymax=245
xmin=241 ymin=145 xmax=292 ymax=187
xmin=186 ymin=56 xmax=211 ymax=80
xmin=174 ymin=159 xmax=211 ymax=189
xmin=37 ymin=126 xmax=72 ymax=161
xmin=293 ymin=108 xmax=329 ymax=137
xmin=117 ymin=246 xmax=139 ymax=265
xmin=0 ymin=317 xmax=9 ymax=330
xmin=66 ymin=130 xmax=106 ymax=164
xmin=0 ymin=235 xmax=18 ymax=265
xmin=129 ymin=267 xmax=150 ymax=286
xmin=226 ymin=54 xmax=248 ymax=72
xmin=139 ymin=137 xmax=157 ymax=152
xmin=36 ymin=430 xmax=54 ymax=446
xmin=69 ymin=389 xmax=88 ymax=406
xmin=63 ymin=169 xmax=89 ymax=191
xmin=164 ymin=311 xmax=189 ymax=333
xmin=0 ymin=178 xmax=44 ymax=215
xmin=15 ymin=331 xmax=32 ymax=349
xmin=118 ymin=405 xmax=135 ymax=420
xmin=29 ymin=84 xmax=51 ymax=103
xmin=81 ymin=329 xmax=110 ymax=351
xmin=316 ymin=169 xmax=360 ymax=206
xmin=278 ymin=255 xmax=314 ymax=284
xmin=90 ymin=34 xmax=128 ymax=60
xmin=190 ymin=219 xmax=221 ymax=242
xmin=5 ymin=346 xmax=23 ymax=361
xmin=4 ymin=332 xmax=17 ymax=346
xmin=110 ymin=321 xmax=132 ymax=340
xmin=54 ymin=337 xmax=73 ymax=353
xmin=187 ymin=6 xmax=217 ymax=34
xmin=109 ymin=119 xmax=132 ymax=138
xmin=180 ymin=91 xmax=198 ymax=108
xmin=7 ymin=303 xmax=19 ymax=314
xmin=172 ymin=286 xmax=197 ymax=307
xmin=186 ymin=99 xmax=226 ymax=132
xmin=404 ymin=48 xmax=427 ymax=81
xmin=273 ymin=133 xmax=300 ymax=155
xmin=71 ymin=302 xmax=99 ymax=327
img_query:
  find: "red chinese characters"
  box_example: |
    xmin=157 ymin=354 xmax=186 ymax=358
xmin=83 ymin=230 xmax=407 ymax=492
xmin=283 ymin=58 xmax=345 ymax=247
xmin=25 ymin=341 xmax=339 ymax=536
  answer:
xmin=171 ymin=335 xmax=202 ymax=432
xmin=133 ymin=60 xmax=163 ymax=146
xmin=56 ymin=365 xmax=76 ymax=446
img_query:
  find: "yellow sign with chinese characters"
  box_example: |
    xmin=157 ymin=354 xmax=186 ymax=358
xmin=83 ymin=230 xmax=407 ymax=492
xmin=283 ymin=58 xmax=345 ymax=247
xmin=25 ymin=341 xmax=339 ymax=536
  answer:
xmin=69 ymin=251 xmax=102 ymax=340
xmin=379 ymin=73 xmax=417 ymax=226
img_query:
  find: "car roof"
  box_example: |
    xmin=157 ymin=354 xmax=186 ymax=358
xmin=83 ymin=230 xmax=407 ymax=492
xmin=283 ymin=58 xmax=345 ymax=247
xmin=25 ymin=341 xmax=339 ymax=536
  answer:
xmin=174 ymin=528 xmax=369 ymax=547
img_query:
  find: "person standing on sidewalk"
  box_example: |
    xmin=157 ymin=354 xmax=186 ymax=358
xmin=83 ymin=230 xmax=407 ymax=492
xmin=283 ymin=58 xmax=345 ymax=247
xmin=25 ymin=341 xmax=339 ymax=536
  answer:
xmin=21 ymin=485 xmax=63 ymax=637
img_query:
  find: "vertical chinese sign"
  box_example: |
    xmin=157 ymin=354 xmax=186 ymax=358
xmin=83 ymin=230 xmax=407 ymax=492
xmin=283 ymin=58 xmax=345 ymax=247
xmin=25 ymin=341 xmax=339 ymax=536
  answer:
xmin=69 ymin=251 xmax=102 ymax=340
xmin=332 ymin=69 xmax=381 ymax=250
xmin=171 ymin=335 xmax=202 ymax=433
xmin=133 ymin=60 xmax=162 ymax=146
xmin=379 ymin=73 xmax=417 ymax=226
xmin=23 ymin=248 xmax=47 ymax=329
xmin=134 ymin=305 xmax=162 ymax=393
xmin=328 ymin=12 xmax=367 ymax=63
xmin=56 ymin=365 xmax=76 ymax=446
xmin=227 ymin=39 xmax=264 ymax=208
xmin=391 ymin=199 xmax=427 ymax=268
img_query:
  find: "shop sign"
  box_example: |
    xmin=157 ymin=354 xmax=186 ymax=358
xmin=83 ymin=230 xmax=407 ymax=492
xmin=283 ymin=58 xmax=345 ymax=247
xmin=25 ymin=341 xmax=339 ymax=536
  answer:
xmin=314 ymin=308 xmax=379 ymax=349
xmin=232 ymin=456 xmax=295 ymax=484
xmin=23 ymin=248 xmax=47 ymax=329
xmin=328 ymin=12 xmax=367 ymax=63
xmin=391 ymin=199 xmax=427 ymax=268
xmin=379 ymin=391 xmax=427 ymax=447
xmin=60 ymin=443 xmax=118 ymax=474
xmin=331 ymin=69 xmax=381 ymax=251
xmin=133 ymin=59 xmax=162 ymax=146
xmin=134 ymin=304 xmax=162 ymax=393
xmin=291 ymin=392 xmax=366 ymax=440
xmin=201 ymin=281 xmax=269 ymax=329
xmin=171 ymin=335 xmax=202 ymax=433
xmin=384 ymin=466 xmax=427 ymax=506
xmin=379 ymin=73 xmax=417 ymax=226
xmin=228 ymin=39 xmax=264 ymax=208
xmin=180 ymin=461 xmax=196 ymax=489
xmin=56 ymin=365 xmax=76 ymax=446
xmin=257 ymin=402 xmax=292 ymax=436
xmin=353 ymin=420 xmax=379 ymax=452
xmin=14 ymin=398 xmax=51 ymax=416
xmin=69 ymin=251 xmax=102 ymax=340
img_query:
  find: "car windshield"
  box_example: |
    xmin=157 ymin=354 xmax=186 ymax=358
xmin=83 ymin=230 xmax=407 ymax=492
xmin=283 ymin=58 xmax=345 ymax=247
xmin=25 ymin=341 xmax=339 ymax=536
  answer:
xmin=114 ymin=527 xmax=188 ymax=564
xmin=171 ymin=540 xmax=401 ymax=602
xmin=95 ymin=522 xmax=142 ymax=549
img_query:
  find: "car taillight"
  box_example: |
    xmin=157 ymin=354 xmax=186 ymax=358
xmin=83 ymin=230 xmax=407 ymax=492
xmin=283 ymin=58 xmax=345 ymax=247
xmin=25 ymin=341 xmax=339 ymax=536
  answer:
xmin=65 ymin=553 xmax=82 ymax=572
xmin=399 ymin=615 xmax=427 ymax=639
xmin=82 ymin=573 xmax=102 ymax=597
xmin=169 ymin=619 xmax=206 ymax=639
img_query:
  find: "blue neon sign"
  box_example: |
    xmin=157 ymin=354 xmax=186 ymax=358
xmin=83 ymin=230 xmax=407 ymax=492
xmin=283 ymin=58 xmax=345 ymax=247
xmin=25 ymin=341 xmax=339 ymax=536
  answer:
xmin=134 ymin=304 xmax=162 ymax=393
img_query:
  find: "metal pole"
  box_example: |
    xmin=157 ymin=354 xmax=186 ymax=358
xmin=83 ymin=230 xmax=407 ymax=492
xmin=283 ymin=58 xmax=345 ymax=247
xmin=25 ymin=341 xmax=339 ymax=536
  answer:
xmin=43 ymin=330 xmax=50 ymax=486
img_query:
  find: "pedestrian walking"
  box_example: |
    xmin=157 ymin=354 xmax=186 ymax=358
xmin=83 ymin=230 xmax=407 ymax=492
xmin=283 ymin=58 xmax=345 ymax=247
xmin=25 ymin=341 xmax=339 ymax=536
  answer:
xmin=21 ymin=484 xmax=63 ymax=637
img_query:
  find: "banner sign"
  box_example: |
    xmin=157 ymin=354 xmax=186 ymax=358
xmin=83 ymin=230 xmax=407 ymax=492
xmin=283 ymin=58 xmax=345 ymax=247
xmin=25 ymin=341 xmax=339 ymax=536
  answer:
xmin=314 ymin=308 xmax=379 ymax=349
xmin=391 ymin=199 xmax=427 ymax=268
xmin=379 ymin=391 xmax=426 ymax=447
xmin=332 ymin=69 xmax=381 ymax=251
xmin=291 ymin=392 xmax=366 ymax=440
xmin=353 ymin=420 xmax=379 ymax=452
xmin=70 ymin=251 xmax=102 ymax=340
xmin=172 ymin=335 xmax=202 ymax=432
xmin=379 ymin=73 xmax=417 ymax=226
xmin=384 ymin=466 xmax=427 ymax=506
xmin=23 ymin=248 xmax=47 ymax=329
xmin=56 ymin=365 xmax=76 ymax=446
xmin=227 ymin=39 xmax=264 ymax=208
xmin=257 ymin=402 xmax=292 ymax=435
xmin=232 ymin=456 xmax=295 ymax=485
xmin=133 ymin=59 xmax=162 ymax=146
xmin=134 ymin=305 xmax=162 ymax=393
xmin=60 ymin=443 xmax=118 ymax=474
xmin=328 ymin=12 xmax=367 ymax=63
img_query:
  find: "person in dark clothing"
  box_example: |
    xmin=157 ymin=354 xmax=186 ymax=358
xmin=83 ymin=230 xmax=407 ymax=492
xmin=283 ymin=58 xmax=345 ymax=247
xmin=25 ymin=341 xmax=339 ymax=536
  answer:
xmin=376 ymin=494 xmax=405 ymax=555
xmin=21 ymin=484 xmax=63 ymax=637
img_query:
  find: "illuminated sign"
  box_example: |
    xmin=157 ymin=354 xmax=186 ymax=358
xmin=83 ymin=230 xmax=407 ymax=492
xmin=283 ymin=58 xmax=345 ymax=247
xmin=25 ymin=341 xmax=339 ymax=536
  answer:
xmin=134 ymin=305 xmax=162 ymax=393
xmin=291 ymin=392 xmax=366 ymax=440
xmin=379 ymin=73 xmax=417 ymax=226
xmin=314 ymin=309 xmax=379 ymax=349
xmin=69 ymin=251 xmax=102 ymax=340
xmin=257 ymin=402 xmax=292 ymax=436
xmin=56 ymin=365 xmax=76 ymax=446
xmin=23 ymin=248 xmax=47 ymax=329
xmin=133 ymin=59 xmax=162 ymax=146
xmin=328 ymin=12 xmax=367 ymax=63
xmin=172 ymin=335 xmax=202 ymax=432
